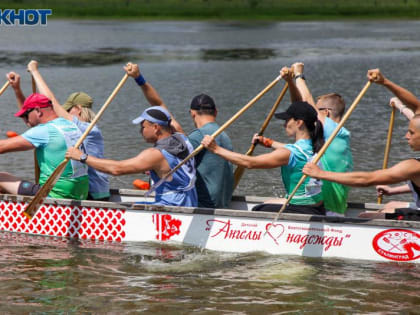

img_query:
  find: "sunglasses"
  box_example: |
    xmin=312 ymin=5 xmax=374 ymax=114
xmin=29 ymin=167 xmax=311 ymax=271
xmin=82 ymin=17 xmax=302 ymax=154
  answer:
xmin=21 ymin=108 xmax=36 ymax=120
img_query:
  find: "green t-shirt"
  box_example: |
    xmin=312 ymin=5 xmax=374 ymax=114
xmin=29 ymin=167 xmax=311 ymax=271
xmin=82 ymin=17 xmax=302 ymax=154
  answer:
xmin=188 ymin=122 xmax=234 ymax=208
xmin=22 ymin=118 xmax=89 ymax=200
xmin=321 ymin=117 xmax=353 ymax=214
xmin=282 ymin=139 xmax=323 ymax=205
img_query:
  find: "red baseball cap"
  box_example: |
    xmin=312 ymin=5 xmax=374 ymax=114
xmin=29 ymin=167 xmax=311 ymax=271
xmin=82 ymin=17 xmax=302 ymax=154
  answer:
xmin=15 ymin=93 xmax=52 ymax=117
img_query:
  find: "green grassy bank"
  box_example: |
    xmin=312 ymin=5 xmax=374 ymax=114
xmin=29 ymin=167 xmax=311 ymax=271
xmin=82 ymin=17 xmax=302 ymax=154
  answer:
xmin=3 ymin=0 xmax=420 ymax=20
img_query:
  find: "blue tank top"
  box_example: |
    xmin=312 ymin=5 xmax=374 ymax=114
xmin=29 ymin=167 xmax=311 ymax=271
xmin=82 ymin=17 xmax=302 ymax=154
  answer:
xmin=150 ymin=134 xmax=198 ymax=207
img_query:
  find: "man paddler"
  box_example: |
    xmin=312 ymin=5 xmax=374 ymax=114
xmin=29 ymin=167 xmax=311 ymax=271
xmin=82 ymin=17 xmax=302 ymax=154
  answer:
xmin=0 ymin=92 xmax=88 ymax=199
xmin=366 ymin=68 xmax=420 ymax=212
xmin=123 ymin=63 xmax=234 ymax=208
xmin=65 ymin=106 xmax=198 ymax=207
xmin=303 ymin=114 xmax=420 ymax=220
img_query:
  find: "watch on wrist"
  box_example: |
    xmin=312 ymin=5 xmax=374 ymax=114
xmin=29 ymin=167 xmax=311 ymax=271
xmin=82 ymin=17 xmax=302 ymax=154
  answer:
xmin=80 ymin=153 xmax=88 ymax=164
xmin=295 ymin=74 xmax=305 ymax=80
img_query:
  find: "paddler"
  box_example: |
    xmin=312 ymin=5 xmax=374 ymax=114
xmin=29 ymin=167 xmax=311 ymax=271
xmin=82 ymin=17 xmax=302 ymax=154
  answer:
xmin=66 ymin=106 xmax=198 ymax=207
xmin=123 ymin=62 xmax=234 ymax=209
xmin=290 ymin=62 xmax=353 ymax=217
xmin=25 ymin=60 xmax=110 ymax=201
xmin=303 ymin=112 xmax=420 ymax=220
xmin=201 ymin=69 xmax=326 ymax=215
xmin=0 ymin=79 xmax=88 ymax=199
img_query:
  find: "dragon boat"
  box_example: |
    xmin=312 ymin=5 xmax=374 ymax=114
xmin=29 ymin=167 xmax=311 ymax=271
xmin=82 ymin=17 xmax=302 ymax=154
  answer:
xmin=0 ymin=189 xmax=418 ymax=264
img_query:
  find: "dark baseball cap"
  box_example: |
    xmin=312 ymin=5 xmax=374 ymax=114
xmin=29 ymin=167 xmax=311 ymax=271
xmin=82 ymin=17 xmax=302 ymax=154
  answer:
xmin=190 ymin=94 xmax=216 ymax=110
xmin=275 ymin=101 xmax=317 ymax=124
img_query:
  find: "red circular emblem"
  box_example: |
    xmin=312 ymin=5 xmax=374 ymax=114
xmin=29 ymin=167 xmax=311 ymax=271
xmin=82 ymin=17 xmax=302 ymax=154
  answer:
xmin=372 ymin=229 xmax=420 ymax=262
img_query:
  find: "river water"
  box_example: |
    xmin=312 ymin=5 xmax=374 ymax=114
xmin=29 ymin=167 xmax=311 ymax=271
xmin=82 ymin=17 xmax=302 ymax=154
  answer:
xmin=0 ymin=20 xmax=419 ymax=312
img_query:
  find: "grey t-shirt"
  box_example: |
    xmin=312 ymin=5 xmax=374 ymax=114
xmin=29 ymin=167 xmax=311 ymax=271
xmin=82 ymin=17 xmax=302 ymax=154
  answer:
xmin=188 ymin=122 xmax=234 ymax=208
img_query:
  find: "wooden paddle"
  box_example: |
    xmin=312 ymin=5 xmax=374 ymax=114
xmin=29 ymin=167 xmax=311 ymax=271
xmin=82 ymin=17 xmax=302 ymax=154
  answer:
xmin=23 ymin=74 xmax=129 ymax=219
xmin=145 ymin=73 xmax=285 ymax=197
xmin=377 ymin=105 xmax=396 ymax=204
xmin=271 ymin=80 xmax=373 ymax=223
xmin=233 ymin=83 xmax=289 ymax=190
xmin=31 ymin=76 xmax=41 ymax=184
xmin=0 ymin=81 xmax=10 ymax=96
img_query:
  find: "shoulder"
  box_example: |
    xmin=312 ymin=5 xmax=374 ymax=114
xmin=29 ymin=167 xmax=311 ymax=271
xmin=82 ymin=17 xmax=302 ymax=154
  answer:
xmin=188 ymin=129 xmax=203 ymax=148
xmin=140 ymin=147 xmax=164 ymax=159
xmin=397 ymin=158 xmax=420 ymax=170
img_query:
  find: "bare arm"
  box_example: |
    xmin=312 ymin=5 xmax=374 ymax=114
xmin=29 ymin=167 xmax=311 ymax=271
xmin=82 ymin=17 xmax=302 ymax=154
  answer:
xmin=368 ymin=68 xmax=420 ymax=114
xmin=27 ymin=60 xmax=73 ymax=121
xmin=202 ymin=135 xmax=290 ymax=169
xmin=66 ymin=147 xmax=165 ymax=176
xmin=252 ymin=134 xmax=286 ymax=150
xmin=280 ymin=67 xmax=301 ymax=102
xmin=6 ymin=72 xmax=26 ymax=108
xmin=0 ymin=136 xmax=35 ymax=154
xmin=303 ymin=159 xmax=420 ymax=187
xmin=292 ymin=62 xmax=316 ymax=106
xmin=124 ymin=62 xmax=184 ymax=134
xmin=376 ymin=184 xmax=411 ymax=196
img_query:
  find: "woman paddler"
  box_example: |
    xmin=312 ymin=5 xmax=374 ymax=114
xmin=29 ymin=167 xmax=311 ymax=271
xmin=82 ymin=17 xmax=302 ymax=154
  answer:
xmin=26 ymin=60 xmax=110 ymax=201
xmin=201 ymin=99 xmax=325 ymax=215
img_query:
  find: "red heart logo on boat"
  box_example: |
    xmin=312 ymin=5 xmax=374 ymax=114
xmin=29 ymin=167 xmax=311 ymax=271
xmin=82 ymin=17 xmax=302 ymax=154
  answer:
xmin=265 ymin=223 xmax=285 ymax=245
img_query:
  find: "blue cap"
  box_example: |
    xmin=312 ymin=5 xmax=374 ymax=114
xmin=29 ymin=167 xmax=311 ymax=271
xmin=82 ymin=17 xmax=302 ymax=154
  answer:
xmin=132 ymin=106 xmax=171 ymax=126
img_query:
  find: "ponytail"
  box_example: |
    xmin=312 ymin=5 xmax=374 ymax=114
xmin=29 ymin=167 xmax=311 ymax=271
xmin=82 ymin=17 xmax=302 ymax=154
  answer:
xmin=305 ymin=119 xmax=324 ymax=153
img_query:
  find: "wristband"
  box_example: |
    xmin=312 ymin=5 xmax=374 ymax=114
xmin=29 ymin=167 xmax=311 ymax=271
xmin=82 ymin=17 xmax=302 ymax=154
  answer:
xmin=399 ymin=105 xmax=406 ymax=113
xmin=294 ymin=74 xmax=305 ymax=81
xmin=135 ymin=74 xmax=146 ymax=86
xmin=262 ymin=137 xmax=273 ymax=148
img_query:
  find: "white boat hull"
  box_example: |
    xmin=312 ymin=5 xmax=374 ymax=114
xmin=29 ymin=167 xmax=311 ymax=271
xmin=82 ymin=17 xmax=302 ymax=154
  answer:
xmin=0 ymin=191 xmax=419 ymax=264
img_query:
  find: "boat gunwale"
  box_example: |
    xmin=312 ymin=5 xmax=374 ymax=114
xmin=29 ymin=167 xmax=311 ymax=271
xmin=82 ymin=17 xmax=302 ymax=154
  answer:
xmin=0 ymin=192 xmax=419 ymax=229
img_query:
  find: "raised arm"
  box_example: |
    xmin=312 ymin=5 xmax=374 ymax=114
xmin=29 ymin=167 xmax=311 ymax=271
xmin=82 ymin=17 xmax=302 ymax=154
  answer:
xmin=292 ymin=62 xmax=316 ymax=106
xmin=6 ymin=72 xmax=26 ymax=108
xmin=201 ymin=135 xmax=290 ymax=169
xmin=27 ymin=60 xmax=72 ymax=121
xmin=368 ymin=68 xmax=420 ymax=114
xmin=124 ymin=62 xmax=184 ymax=133
xmin=280 ymin=66 xmax=301 ymax=103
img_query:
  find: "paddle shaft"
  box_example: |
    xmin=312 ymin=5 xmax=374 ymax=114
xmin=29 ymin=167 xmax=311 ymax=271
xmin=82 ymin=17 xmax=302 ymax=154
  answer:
xmin=272 ymin=80 xmax=373 ymax=222
xmin=377 ymin=106 xmax=396 ymax=204
xmin=32 ymin=76 xmax=41 ymax=184
xmin=24 ymin=74 xmax=129 ymax=219
xmin=146 ymin=74 xmax=284 ymax=197
xmin=233 ymin=82 xmax=289 ymax=189
xmin=0 ymin=81 xmax=10 ymax=96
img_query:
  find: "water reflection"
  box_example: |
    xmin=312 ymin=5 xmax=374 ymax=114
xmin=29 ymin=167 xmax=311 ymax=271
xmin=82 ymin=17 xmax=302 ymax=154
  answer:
xmin=200 ymin=48 xmax=276 ymax=60
xmin=0 ymin=47 xmax=278 ymax=67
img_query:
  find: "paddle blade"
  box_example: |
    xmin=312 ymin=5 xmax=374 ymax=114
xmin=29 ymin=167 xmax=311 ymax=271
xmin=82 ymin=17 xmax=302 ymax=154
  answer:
xmin=23 ymin=159 xmax=69 ymax=219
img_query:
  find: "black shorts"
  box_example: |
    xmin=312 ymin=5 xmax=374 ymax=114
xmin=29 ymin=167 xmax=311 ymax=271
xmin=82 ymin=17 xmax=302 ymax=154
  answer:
xmin=252 ymin=203 xmax=326 ymax=216
xmin=385 ymin=208 xmax=420 ymax=221
xmin=17 ymin=181 xmax=41 ymax=196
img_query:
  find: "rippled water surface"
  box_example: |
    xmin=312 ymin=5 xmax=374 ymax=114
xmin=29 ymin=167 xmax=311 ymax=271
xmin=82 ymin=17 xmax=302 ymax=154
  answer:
xmin=1 ymin=232 xmax=419 ymax=313
xmin=1 ymin=20 xmax=420 ymax=312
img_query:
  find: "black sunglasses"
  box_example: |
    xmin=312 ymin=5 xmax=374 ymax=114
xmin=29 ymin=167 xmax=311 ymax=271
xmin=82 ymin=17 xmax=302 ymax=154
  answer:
xmin=21 ymin=108 xmax=36 ymax=120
